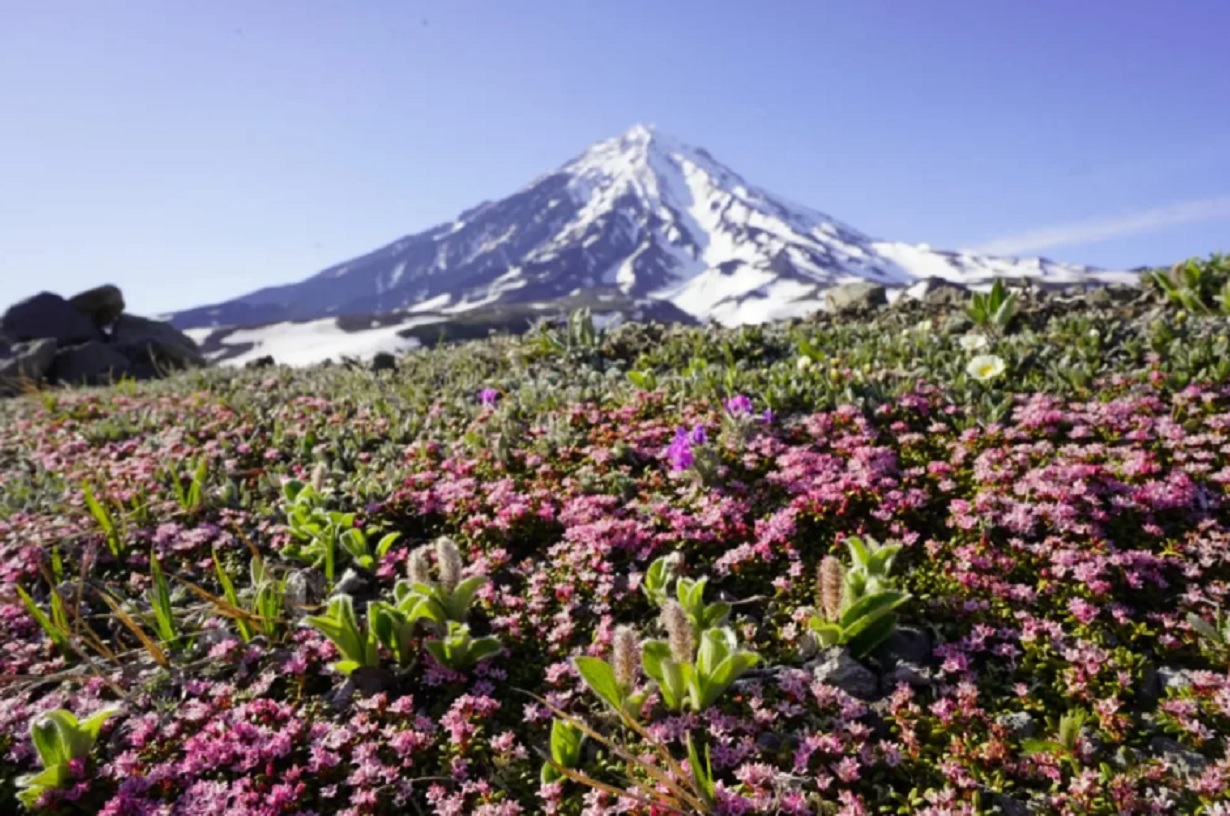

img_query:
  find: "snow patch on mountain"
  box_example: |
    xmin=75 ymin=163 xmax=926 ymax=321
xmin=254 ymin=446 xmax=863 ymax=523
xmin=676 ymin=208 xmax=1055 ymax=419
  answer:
xmin=168 ymin=123 xmax=1138 ymax=332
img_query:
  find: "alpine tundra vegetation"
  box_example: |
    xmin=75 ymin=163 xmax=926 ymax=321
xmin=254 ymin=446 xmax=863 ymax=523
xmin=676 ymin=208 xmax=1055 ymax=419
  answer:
xmin=1 ymin=255 xmax=1230 ymax=815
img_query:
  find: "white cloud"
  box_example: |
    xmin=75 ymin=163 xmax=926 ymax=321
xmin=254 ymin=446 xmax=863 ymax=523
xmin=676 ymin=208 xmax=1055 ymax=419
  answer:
xmin=969 ymin=195 xmax=1230 ymax=256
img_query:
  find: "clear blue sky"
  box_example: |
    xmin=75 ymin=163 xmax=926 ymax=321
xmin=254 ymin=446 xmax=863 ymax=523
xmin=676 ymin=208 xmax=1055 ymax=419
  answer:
xmin=2 ymin=0 xmax=1227 ymax=316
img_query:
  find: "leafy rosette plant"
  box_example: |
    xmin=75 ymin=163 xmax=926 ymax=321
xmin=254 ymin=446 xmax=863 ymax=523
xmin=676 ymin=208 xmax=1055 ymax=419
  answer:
xmin=807 ymin=535 xmax=911 ymax=660
xmin=303 ymin=594 xmax=380 ymax=676
xmin=17 ymin=707 xmax=119 ymax=809
xmin=641 ymin=553 xmax=731 ymax=637
xmin=574 ymin=625 xmax=649 ymax=722
xmin=393 ymin=537 xmax=488 ymax=626
xmin=642 ymin=624 xmax=760 ymax=713
xmin=424 ymin=620 xmax=502 ymax=671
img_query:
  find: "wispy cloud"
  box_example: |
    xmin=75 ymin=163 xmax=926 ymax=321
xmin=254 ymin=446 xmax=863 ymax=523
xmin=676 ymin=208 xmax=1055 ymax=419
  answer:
xmin=969 ymin=195 xmax=1230 ymax=256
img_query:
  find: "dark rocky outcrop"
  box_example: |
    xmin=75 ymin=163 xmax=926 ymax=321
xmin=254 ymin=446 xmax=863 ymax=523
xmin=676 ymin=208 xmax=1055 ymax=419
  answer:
xmin=1 ymin=292 xmax=101 ymax=346
xmin=0 ymin=284 xmax=207 ymax=397
xmin=111 ymin=314 xmax=205 ymax=374
xmin=69 ymin=284 xmax=126 ymax=328
xmin=0 ymin=338 xmax=58 ymax=396
xmin=51 ymin=342 xmax=133 ymax=386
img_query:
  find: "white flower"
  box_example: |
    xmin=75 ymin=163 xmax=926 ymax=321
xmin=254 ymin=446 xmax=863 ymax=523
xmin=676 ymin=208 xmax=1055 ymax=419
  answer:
xmin=959 ymin=333 xmax=989 ymax=352
xmin=966 ymin=354 xmax=1006 ymax=382
xmin=796 ymin=355 xmax=814 ymax=371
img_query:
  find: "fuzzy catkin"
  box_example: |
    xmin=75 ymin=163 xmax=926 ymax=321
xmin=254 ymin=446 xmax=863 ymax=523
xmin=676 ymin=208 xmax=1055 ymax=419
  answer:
xmin=612 ymin=625 xmax=640 ymax=690
xmin=435 ymin=536 xmax=462 ymax=593
xmin=662 ymin=601 xmax=695 ymax=663
xmin=309 ymin=463 xmax=327 ymax=494
xmin=819 ymin=556 xmax=845 ymax=622
xmin=408 ymin=546 xmax=432 ymax=587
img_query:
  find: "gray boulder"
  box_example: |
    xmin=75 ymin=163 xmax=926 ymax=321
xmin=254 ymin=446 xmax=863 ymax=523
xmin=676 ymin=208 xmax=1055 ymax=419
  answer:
xmin=50 ymin=342 xmax=132 ymax=386
xmin=806 ymin=647 xmax=880 ymax=700
xmin=917 ymin=277 xmax=969 ymax=308
xmin=825 ymin=282 xmax=887 ymax=314
xmin=1 ymin=292 xmax=100 ymax=346
xmin=69 ymin=284 xmax=126 ymax=328
xmin=110 ymin=314 xmax=205 ymax=375
xmin=0 ymin=338 xmax=58 ymax=396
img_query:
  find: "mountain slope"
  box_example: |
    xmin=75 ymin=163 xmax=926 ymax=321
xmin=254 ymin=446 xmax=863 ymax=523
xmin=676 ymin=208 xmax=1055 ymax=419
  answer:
xmin=169 ymin=125 xmax=1137 ymax=330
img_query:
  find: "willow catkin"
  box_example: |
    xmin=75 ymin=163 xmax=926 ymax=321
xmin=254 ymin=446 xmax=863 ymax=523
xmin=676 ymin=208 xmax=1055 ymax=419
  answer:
xmin=407 ymin=546 xmax=432 ymax=587
xmin=309 ymin=462 xmax=327 ymax=494
xmin=612 ymin=625 xmax=640 ymax=690
xmin=435 ymin=536 xmax=462 ymax=593
xmin=819 ymin=556 xmax=845 ymax=622
xmin=662 ymin=600 xmax=695 ymax=663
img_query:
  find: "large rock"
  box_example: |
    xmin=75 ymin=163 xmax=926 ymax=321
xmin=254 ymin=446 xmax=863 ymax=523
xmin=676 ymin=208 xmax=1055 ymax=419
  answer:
xmin=69 ymin=284 xmax=126 ymax=328
xmin=0 ymin=338 xmax=58 ymax=396
xmin=110 ymin=314 xmax=205 ymax=375
xmin=1 ymin=292 xmax=100 ymax=346
xmin=50 ymin=342 xmax=132 ymax=386
xmin=825 ymin=282 xmax=887 ymax=314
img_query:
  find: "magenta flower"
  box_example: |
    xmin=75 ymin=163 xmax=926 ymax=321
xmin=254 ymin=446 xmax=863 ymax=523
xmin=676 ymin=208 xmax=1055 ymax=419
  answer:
xmin=725 ymin=394 xmax=754 ymax=417
xmin=667 ymin=427 xmax=695 ymax=471
xmin=478 ymin=388 xmax=500 ymax=406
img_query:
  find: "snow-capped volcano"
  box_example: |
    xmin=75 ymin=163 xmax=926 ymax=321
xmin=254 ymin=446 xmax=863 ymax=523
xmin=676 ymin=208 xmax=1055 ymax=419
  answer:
xmin=170 ymin=124 xmax=1136 ymax=331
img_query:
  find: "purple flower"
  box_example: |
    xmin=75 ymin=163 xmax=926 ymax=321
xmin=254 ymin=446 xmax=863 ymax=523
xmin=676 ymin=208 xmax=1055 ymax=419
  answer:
xmin=761 ymin=408 xmax=775 ymax=424
xmin=478 ymin=388 xmax=500 ymax=407
xmin=667 ymin=427 xmax=695 ymax=471
xmin=725 ymin=394 xmax=754 ymax=417
xmin=690 ymin=424 xmax=707 ymax=445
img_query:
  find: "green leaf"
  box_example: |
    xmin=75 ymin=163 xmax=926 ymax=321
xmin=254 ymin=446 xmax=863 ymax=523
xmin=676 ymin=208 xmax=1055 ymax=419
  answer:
xmin=77 ymin=707 xmax=118 ymax=744
xmin=281 ymin=479 xmax=306 ymax=503
xmin=465 ymin=636 xmax=503 ymax=667
xmin=686 ymin=733 xmax=715 ymax=806
xmin=30 ymin=712 xmax=73 ymax=770
xmin=846 ymin=536 xmax=870 ymax=568
xmin=696 ymin=628 xmax=734 ymax=678
xmin=549 ymin=718 xmax=585 ymax=768
xmin=701 ymin=600 xmax=731 ymax=629
xmin=840 ymin=590 xmax=909 ymax=629
xmin=574 ymin=656 xmax=625 ymax=714
xmin=807 ymin=619 xmax=843 ymax=648
xmin=445 ymin=575 xmax=488 ymax=622
xmin=375 ymin=532 xmax=402 ymax=558
xmin=845 ymin=610 xmax=899 ymax=659
xmin=1187 ymin=612 xmax=1226 ymax=644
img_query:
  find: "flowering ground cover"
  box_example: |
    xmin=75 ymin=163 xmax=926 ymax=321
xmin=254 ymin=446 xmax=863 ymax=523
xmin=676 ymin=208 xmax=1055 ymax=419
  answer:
xmin=2 ymin=259 xmax=1230 ymax=814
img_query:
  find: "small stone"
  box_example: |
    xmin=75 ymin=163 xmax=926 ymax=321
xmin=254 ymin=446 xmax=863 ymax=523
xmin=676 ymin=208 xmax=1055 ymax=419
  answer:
xmin=825 ymin=282 xmax=887 ymax=314
xmin=350 ymin=666 xmax=395 ymax=696
xmin=995 ymin=711 xmax=1037 ymax=740
xmin=882 ymin=661 xmax=934 ymax=693
xmin=334 ymin=568 xmax=369 ymax=598
xmin=284 ymin=569 xmax=327 ymax=618
xmin=986 ymin=793 xmax=1038 ymax=816
xmin=806 ymin=647 xmax=880 ymax=700
xmin=371 ymin=352 xmax=397 ymax=372
xmin=1157 ymin=665 xmax=1193 ymax=691
xmin=1084 ymin=287 xmax=1113 ymax=307
xmin=880 ymin=626 xmax=932 ymax=665
xmin=1148 ymin=736 xmax=1208 ymax=777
